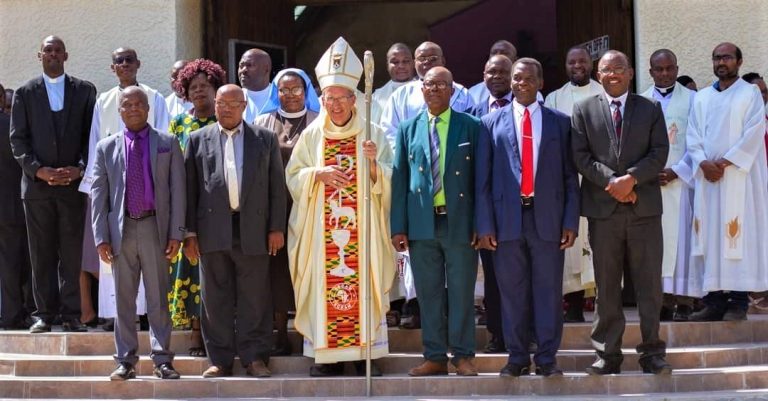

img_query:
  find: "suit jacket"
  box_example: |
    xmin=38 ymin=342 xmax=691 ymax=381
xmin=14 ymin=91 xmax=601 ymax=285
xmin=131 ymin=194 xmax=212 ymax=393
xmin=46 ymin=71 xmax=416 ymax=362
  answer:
xmin=185 ymin=122 xmax=286 ymax=255
xmin=9 ymin=75 xmax=96 ymax=199
xmin=475 ymin=104 xmax=580 ymax=242
xmin=90 ymin=127 xmax=185 ymax=256
xmin=468 ymin=96 xmax=491 ymax=118
xmin=0 ymin=112 xmax=25 ymax=224
xmin=571 ymin=93 xmax=669 ymax=219
xmin=391 ymin=109 xmax=480 ymax=243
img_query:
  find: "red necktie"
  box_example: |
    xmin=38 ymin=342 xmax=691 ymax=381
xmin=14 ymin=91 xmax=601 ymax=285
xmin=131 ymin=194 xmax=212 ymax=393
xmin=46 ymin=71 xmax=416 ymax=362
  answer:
xmin=521 ymin=108 xmax=534 ymax=196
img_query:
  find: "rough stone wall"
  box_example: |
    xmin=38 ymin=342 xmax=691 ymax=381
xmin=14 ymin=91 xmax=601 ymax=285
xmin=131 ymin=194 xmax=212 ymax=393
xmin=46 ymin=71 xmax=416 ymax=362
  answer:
xmin=0 ymin=0 xmax=202 ymax=95
xmin=634 ymin=0 xmax=768 ymax=92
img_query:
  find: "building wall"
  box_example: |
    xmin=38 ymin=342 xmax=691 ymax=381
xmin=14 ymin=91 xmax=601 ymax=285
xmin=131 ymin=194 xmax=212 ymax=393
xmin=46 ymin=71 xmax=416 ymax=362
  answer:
xmin=634 ymin=0 xmax=768 ymax=92
xmin=0 ymin=0 xmax=202 ymax=95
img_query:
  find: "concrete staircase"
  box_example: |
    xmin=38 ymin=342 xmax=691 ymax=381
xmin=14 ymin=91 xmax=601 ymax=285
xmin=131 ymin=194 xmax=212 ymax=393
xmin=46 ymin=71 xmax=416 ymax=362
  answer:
xmin=1 ymin=316 xmax=768 ymax=398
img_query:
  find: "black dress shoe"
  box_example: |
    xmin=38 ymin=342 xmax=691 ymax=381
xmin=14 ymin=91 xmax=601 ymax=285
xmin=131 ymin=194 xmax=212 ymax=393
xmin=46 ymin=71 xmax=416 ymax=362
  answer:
xmin=673 ymin=305 xmax=692 ymax=322
xmin=585 ymin=357 xmax=621 ymax=375
xmin=309 ymin=362 xmax=344 ymax=377
xmin=139 ymin=314 xmax=149 ymax=331
xmin=353 ymin=360 xmax=382 ymax=376
xmin=110 ymin=362 xmax=136 ymax=381
xmin=400 ymin=314 xmax=421 ymax=329
xmin=689 ymin=306 xmax=725 ymax=321
xmin=640 ymin=355 xmax=672 ymax=375
xmin=535 ymin=364 xmax=563 ymax=377
xmin=153 ymin=362 xmax=181 ymax=379
xmin=723 ymin=307 xmax=748 ymax=321
xmin=102 ymin=318 xmax=115 ymax=332
xmin=29 ymin=320 xmax=51 ymax=333
xmin=483 ymin=335 xmax=506 ymax=353
xmin=499 ymin=363 xmax=531 ymax=377
xmin=62 ymin=320 xmax=87 ymax=332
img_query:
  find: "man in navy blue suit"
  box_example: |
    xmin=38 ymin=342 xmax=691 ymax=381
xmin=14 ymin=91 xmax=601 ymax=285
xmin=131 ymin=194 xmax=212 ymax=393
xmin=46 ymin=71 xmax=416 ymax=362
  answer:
xmin=475 ymin=58 xmax=580 ymax=377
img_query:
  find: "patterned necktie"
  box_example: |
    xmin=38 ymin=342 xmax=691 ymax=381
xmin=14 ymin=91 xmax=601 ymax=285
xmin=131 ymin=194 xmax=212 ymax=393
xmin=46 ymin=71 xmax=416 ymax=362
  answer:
xmin=612 ymin=100 xmax=623 ymax=141
xmin=429 ymin=116 xmax=442 ymax=196
xmin=491 ymin=98 xmax=510 ymax=111
xmin=126 ymin=134 xmax=145 ymax=217
xmin=223 ymin=128 xmax=240 ymax=211
xmin=520 ymin=108 xmax=534 ymax=196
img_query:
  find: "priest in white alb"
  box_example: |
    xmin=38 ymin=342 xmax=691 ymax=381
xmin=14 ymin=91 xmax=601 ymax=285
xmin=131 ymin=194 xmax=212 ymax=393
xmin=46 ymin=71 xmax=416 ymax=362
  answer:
xmin=640 ymin=49 xmax=697 ymax=321
xmin=687 ymin=43 xmax=768 ymax=322
xmin=371 ymin=43 xmax=417 ymax=125
xmin=544 ymin=46 xmax=603 ymax=322
xmin=286 ymin=37 xmax=395 ymax=377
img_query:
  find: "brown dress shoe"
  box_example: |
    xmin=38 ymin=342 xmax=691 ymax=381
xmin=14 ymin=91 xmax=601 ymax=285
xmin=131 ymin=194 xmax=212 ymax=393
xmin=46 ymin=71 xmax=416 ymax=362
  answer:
xmin=202 ymin=365 xmax=233 ymax=378
xmin=245 ymin=360 xmax=271 ymax=377
xmin=408 ymin=360 xmax=448 ymax=376
xmin=452 ymin=358 xmax=478 ymax=376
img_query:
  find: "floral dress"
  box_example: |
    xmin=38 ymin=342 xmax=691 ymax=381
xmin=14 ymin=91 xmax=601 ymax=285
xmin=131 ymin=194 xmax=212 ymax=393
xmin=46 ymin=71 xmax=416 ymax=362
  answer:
xmin=167 ymin=112 xmax=216 ymax=328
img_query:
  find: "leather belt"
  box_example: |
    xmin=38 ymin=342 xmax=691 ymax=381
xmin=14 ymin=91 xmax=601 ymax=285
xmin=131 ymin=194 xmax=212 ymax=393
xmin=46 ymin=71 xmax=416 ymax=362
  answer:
xmin=127 ymin=210 xmax=156 ymax=220
xmin=520 ymin=196 xmax=534 ymax=208
xmin=434 ymin=205 xmax=447 ymax=215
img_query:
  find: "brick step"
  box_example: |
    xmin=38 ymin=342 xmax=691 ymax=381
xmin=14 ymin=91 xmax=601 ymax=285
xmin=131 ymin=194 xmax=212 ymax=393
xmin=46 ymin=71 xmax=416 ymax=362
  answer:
xmin=1 ymin=342 xmax=765 ymax=377
xmin=2 ymin=365 xmax=768 ymax=398
xmin=0 ymin=319 xmax=764 ymax=356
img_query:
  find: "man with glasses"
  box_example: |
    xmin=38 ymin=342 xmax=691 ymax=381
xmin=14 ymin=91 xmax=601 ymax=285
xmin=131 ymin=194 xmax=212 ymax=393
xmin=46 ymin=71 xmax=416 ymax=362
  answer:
xmin=687 ymin=43 xmax=768 ymax=322
xmin=391 ymin=66 xmax=481 ymax=377
xmin=286 ymin=37 xmax=394 ymax=377
xmin=571 ymin=50 xmax=671 ymax=375
xmin=80 ymin=47 xmax=170 ymax=330
xmin=184 ymin=84 xmax=286 ymax=378
xmin=381 ymin=41 xmax=474 ymax=147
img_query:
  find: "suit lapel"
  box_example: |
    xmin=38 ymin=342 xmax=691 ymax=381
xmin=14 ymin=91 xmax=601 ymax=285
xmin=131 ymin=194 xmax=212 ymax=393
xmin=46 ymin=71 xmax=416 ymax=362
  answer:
xmin=619 ymin=95 xmax=635 ymax=156
xmin=204 ymin=126 xmax=224 ymax=187
xmin=417 ymin=113 xmax=430 ymax=163
xmin=537 ymin=108 xmax=555 ymax=181
xmin=240 ymin=125 xmax=258 ymax=205
xmin=598 ymin=96 xmax=620 ymax=158
xmin=58 ymin=75 xmax=74 ymax=137
xmin=501 ymin=106 xmax=522 ymax=184
xmin=149 ymin=128 xmax=158 ymax=185
xmin=116 ymin=133 xmax=126 ymax=194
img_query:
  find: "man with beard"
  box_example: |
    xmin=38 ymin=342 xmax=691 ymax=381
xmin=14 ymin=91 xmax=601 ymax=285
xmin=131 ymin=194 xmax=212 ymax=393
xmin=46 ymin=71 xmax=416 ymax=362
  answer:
xmin=687 ymin=43 xmax=768 ymax=322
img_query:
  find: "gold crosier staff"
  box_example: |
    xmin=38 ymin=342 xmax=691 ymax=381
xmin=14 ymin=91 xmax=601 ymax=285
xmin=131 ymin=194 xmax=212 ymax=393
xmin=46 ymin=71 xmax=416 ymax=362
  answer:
xmin=362 ymin=49 xmax=374 ymax=396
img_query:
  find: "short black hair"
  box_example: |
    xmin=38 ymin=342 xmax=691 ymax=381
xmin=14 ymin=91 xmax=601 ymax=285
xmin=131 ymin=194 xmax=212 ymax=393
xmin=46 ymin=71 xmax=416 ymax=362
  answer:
xmin=676 ymin=75 xmax=694 ymax=86
xmin=742 ymin=72 xmax=763 ymax=84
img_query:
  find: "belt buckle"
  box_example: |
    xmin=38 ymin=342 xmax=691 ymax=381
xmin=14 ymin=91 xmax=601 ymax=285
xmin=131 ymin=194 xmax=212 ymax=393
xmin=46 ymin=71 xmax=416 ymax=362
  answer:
xmin=520 ymin=196 xmax=534 ymax=207
xmin=434 ymin=206 xmax=447 ymax=215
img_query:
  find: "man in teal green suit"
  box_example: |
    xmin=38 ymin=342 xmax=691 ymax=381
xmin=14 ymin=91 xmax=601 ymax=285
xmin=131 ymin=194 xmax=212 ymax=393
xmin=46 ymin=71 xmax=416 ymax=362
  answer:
xmin=390 ymin=66 xmax=481 ymax=377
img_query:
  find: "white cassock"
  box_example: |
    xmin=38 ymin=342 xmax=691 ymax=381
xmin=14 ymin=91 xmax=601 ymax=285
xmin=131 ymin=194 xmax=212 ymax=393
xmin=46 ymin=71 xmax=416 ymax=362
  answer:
xmin=371 ymin=78 xmax=417 ymax=125
xmin=165 ymin=93 xmax=192 ymax=120
xmin=380 ymin=80 xmax=474 ymax=147
xmin=545 ymin=79 xmax=603 ymax=294
xmin=641 ymin=82 xmax=696 ymax=296
xmin=687 ymin=78 xmax=768 ymax=294
xmin=80 ymin=83 xmax=170 ymax=318
xmin=242 ymin=87 xmax=271 ymax=124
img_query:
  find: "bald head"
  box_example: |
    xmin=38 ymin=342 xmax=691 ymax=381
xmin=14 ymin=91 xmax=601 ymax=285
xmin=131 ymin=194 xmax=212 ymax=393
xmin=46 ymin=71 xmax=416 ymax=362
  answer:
xmin=119 ymin=86 xmax=149 ymax=106
xmin=414 ymin=42 xmax=445 ymax=78
xmin=215 ymin=84 xmax=247 ymax=129
xmin=38 ymin=35 xmax=68 ymax=76
xmin=217 ymin=84 xmax=245 ymax=100
xmin=422 ymin=66 xmax=454 ymax=115
xmin=40 ymin=35 xmax=65 ymax=51
xmin=119 ymin=86 xmax=150 ymax=131
xmin=238 ymin=49 xmax=272 ymax=91
xmin=490 ymin=40 xmax=517 ymax=61
xmin=650 ymin=49 xmax=677 ymax=65
xmin=600 ymin=50 xmax=631 ymax=67
xmin=484 ymin=55 xmax=513 ymax=98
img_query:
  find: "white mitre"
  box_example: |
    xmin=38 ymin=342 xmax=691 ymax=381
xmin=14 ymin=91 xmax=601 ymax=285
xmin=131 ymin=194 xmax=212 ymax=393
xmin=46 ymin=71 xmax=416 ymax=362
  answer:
xmin=315 ymin=37 xmax=362 ymax=91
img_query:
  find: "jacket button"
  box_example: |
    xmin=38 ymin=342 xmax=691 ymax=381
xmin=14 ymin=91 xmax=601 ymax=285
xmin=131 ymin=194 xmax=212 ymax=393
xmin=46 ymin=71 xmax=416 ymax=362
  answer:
xmin=418 ymin=166 xmax=424 ymax=172
xmin=455 ymin=171 xmax=460 ymax=175
xmin=417 ymin=188 xmax=421 ymax=193
xmin=466 ymin=156 xmax=470 ymax=160
xmin=207 ymin=208 xmax=212 ymax=212
xmin=409 ymin=154 xmax=413 ymax=159
xmin=459 ymin=193 xmax=464 ymax=197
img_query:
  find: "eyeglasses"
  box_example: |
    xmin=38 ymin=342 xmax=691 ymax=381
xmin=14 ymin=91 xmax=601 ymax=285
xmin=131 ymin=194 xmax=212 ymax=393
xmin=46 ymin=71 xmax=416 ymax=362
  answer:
xmin=215 ymin=100 xmax=245 ymax=109
xmin=712 ymin=54 xmax=736 ymax=62
xmin=113 ymin=56 xmax=137 ymax=65
xmin=423 ymin=81 xmax=449 ymax=90
xmin=323 ymin=94 xmax=354 ymax=105
xmin=279 ymin=87 xmax=304 ymax=96
xmin=416 ymin=55 xmax=441 ymax=64
xmin=599 ymin=67 xmax=626 ymax=75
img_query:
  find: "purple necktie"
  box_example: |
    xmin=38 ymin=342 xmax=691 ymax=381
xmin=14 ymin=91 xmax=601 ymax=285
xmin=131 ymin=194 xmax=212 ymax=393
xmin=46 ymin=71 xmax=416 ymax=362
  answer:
xmin=126 ymin=134 xmax=145 ymax=217
xmin=491 ymin=98 xmax=509 ymax=111
xmin=612 ymin=100 xmax=622 ymax=141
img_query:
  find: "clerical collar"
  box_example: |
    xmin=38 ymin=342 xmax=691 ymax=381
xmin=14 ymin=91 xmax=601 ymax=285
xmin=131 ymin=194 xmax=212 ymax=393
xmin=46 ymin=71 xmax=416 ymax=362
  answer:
xmin=278 ymin=107 xmax=307 ymax=119
xmin=654 ymin=84 xmax=675 ymax=97
xmin=43 ymin=72 xmax=65 ymax=83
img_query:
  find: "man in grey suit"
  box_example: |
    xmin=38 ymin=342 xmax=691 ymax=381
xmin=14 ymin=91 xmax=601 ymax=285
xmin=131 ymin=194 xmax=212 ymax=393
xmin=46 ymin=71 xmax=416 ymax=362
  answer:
xmin=91 ymin=87 xmax=184 ymax=381
xmin=183 ymin=84 xmax=286 ymax=378
xmin=571 ymin=50 xmax=670 ymax=375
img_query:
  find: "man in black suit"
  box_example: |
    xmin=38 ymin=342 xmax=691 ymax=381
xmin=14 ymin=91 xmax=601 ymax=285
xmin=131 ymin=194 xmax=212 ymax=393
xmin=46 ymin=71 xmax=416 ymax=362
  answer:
xmin=184 ymin=84 xmax=286 ymax=378
xmin=9 ymin=36 xmax=96 ymax=333
xmin=571 ymin=50 xmax=670 ymax=375
xmin=0 ymin=83 xmax=34 ymax=330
